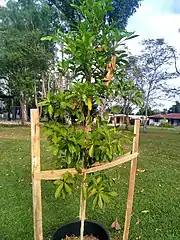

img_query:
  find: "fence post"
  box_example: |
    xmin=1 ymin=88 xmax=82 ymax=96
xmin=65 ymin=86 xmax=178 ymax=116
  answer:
xmin=123 ymin=120 xmax=140 ymax=240
xmin=31 ymin=109 xmax=43 ymax=240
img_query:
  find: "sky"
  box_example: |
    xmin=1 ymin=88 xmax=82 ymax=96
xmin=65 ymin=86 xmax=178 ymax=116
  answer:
xmin=126 ymin=0 xmax=180 ymax=109
xmin=127 ymin=0 xmax=180 ymax=54
xmin=1 ymin=0 xmax=180 ymax=109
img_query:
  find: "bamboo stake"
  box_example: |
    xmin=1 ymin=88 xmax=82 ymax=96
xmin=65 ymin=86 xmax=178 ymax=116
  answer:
xmin=31 ymin=109 xmax=43 ymax=240
xmin=123 ymin=120 xmax=140 ymax=240
xmin=34 ymin=152 xmax=138 ymax=180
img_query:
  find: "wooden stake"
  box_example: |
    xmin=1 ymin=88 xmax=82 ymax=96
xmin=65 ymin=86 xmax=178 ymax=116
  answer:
xmin=80 ymin=172 xmax=87 ymax=240
xmin=123 ymin=120 xmax=140 ymax=240
xmin=31 ymin=109 xmax=43 ymax=240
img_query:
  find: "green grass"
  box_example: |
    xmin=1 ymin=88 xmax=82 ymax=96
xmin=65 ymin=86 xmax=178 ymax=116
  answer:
xmin=0 ymin=126 xmax=180 ymax=240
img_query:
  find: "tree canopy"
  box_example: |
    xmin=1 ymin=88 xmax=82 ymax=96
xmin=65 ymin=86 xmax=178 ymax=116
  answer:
xmin=0 ymin=0 xmax=56 ymax=123
xmin=46 ymin=0 xmax=142 ymax=30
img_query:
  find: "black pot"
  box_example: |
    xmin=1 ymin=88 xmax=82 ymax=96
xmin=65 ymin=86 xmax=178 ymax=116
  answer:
xmin=53 ymin=220 xmax=110 ymax=240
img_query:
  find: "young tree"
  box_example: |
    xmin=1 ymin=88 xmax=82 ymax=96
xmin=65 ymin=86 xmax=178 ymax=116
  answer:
xmin=41 ymin=1 xmax=140 ymax=239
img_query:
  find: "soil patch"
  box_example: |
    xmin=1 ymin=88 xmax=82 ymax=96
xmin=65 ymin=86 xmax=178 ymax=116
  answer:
xmin=64 ymin=235 xmax=99 ymax=240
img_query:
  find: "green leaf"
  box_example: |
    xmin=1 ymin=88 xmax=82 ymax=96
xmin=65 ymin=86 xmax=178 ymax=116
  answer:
xmin=88 ymin=188 xmax=97 ymax=198
xmin=52 ymin=134 xmax=58 ymax=144
xmin=54 ymin=179 xmax=62 ymax=185
xmin=92 ymin=194 xmax=98 ymax=210
xmin=112 ymin=106 xmax=120 ymax=114
xmin=103 ymin=112 xmax=109 ymax=120
xmin=108 ymin=191 xmax=118 ymax=197
xmin=62 ymin=189 xmax=66 ymax=199
xmin=68 ymin=143 xmax=76 ymax=154
xmin=98 ymin=194 xmax=103 ymax=209
xmin=89 ymin=145 xmax=94 ymax=157
xmin=48 ymin=105 xmax=53 ymax=117
xmin=64 ymin=183 xmax=72 ymax=194
xmin=75 ymin=163 xmax=82 ymax=174
xmin=55 ymin=182 xmax=63 ymax=199
xmin=66 ymin=175 xmax=75 ymax=184
xmin=96 ymin=97 xmax=102 ymax=106
xmin=41 ymin=36 xmax=53 ymax=41
xmin=101 ymin=193 xmax=110 ymax=203
xmin=96 ymin=176 xmax=102 ymax=184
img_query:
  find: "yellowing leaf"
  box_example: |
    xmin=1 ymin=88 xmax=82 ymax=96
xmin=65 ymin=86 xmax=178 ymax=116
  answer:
xmin=87 ymin=98 xmax=92 ymax=111
xmin=96 ymin=176 xmax=102 ymax=184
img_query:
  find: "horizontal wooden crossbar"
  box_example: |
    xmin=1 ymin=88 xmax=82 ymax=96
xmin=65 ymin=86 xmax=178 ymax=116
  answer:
xmin=34 ymin=152 xmax=138 ymax=180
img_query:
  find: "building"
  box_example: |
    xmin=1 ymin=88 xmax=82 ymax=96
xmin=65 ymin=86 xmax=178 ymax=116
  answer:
xmin=149 ymin=113 xmax=180 ymax=126
xmin=108 ymin=114 xmax=146 ymax=126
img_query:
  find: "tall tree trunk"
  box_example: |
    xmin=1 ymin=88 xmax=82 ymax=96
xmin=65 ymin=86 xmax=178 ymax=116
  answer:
xmin=100 ymin=98 xmax=106 ymax=120
xmin=34 ymin=84 xmax=38 ymax=108
xmin=20 ymin=92 xmax=27 ymax=125
xmin=42 ymin=72 xmax=47 ymax=98
xmin=122 ymin=99 xmax=127 ymax=128
xmin=143 ymin=106 xmax=148 ymax=133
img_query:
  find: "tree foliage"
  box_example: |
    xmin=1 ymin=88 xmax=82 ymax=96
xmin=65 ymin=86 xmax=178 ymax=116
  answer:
xmin=47 ymin=0 xmax=142 ymax=30
xmin=40 ymin=1 xmax=139 ymax=238
xmin=126 ymin=39 xmax=176 ymax=131
xmin=168 ymin=101 xmax=180 ymax=113
xmin=0 ymin=0 xmax=56 ymax=123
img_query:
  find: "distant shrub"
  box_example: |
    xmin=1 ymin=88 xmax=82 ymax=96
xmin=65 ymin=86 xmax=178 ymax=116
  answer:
xmin=160 ymin=119 xmax=173 ymax=128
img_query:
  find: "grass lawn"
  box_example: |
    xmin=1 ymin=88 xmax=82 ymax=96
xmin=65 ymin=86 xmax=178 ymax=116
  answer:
xmin=0 ymin=125 xmax=180 ymax=240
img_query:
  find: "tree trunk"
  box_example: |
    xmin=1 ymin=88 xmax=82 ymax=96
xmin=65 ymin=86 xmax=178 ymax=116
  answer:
xmin=100 ymin=98 xmax=106 ymax=120
xmin=80 ymin=172 xmax=87 ymax=240
xmin=34 ymin=84 xmax=38 ymax=108
xmin=42 ymin=73 xmax=47 ymax=98
xmin=143 ymin=106 xmax=148 ymax=133
xmin=125 ymin=113 xmax=130 ymax=130
xmin=20 ymin=92 xmax=27 ymax=125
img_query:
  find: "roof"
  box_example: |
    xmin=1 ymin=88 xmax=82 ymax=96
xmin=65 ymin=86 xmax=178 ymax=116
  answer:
xmin=149 ymin=113 xmax=180 ymax=120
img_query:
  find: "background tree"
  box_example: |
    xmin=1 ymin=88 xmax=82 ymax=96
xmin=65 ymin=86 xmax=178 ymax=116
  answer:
xmin=126 ymin=39 xmax=176 ymax=132
xmin=110 ymin=79 xmax=143 ymax=128
xmin=136 ymin=107 xmax=160 ymax=116
xmin=0 ymin=0 xmax=56 ymax=124
xmin=168 ymin=101 xmax=180 ymax=113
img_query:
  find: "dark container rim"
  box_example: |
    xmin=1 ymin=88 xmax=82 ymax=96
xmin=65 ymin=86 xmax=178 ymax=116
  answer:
xmin=53 ymin=219 xmax=110 ymax=239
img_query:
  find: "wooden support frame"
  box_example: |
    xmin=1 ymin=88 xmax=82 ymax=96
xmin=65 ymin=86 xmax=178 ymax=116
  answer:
xmin=31 ymin=109 xmax=140 ymax=240
xmin=31 ymin=109 xmax=43 ymax=240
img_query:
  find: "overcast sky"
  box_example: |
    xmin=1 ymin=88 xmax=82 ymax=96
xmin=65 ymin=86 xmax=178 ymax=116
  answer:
xmin=127 ymin=0 xmax=180 ymax=53
xmin=1 ymin=0 xmax=180 ymax=109
xmin=126 ymin=0 xmax=180 ymax=109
